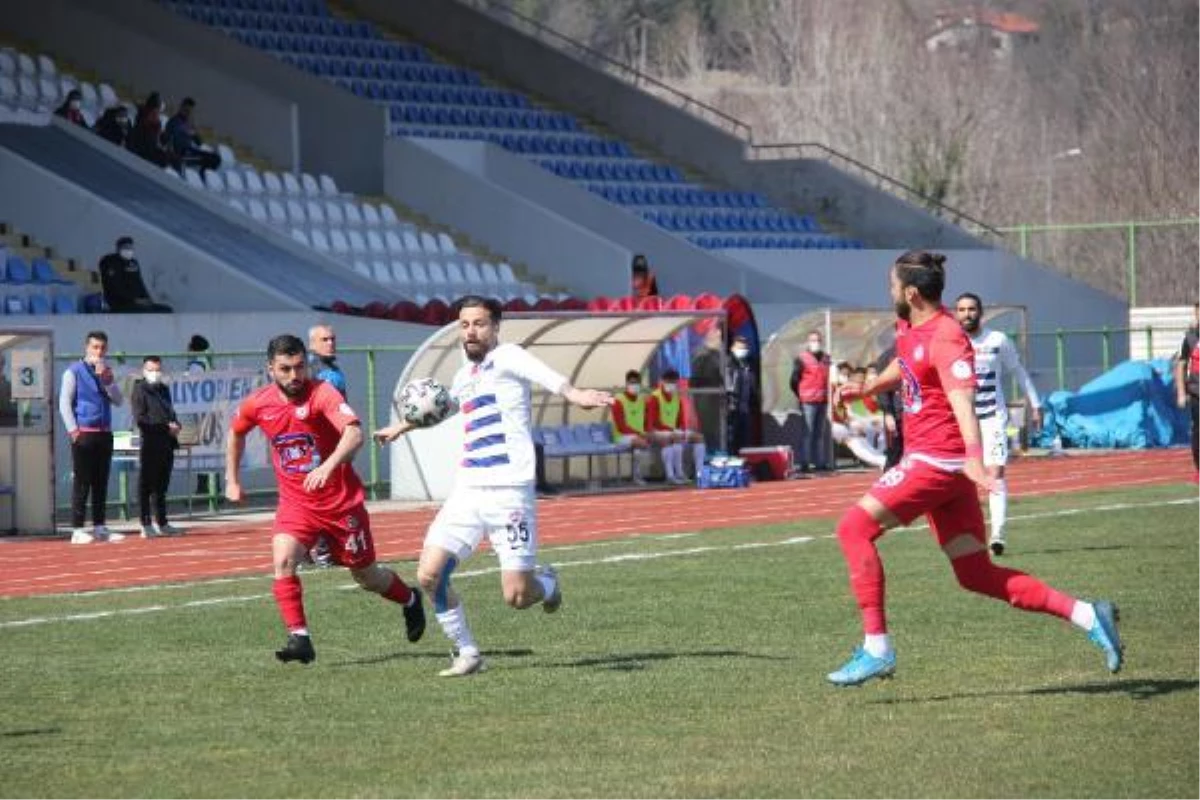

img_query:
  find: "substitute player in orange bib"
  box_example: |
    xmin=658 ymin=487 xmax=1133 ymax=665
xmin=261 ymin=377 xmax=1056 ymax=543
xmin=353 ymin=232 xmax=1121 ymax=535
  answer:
xmin=226 ymin=334 xmax=425 ymax=664
xmin=825 ymin=251 xmax=1123 ymax=686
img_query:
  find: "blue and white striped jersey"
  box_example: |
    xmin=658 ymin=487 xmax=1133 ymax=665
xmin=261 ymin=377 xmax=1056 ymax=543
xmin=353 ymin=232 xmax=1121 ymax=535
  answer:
xmin=969 ymin=328 xmax=1040 ymax=420
xmin=450 ymin=343 xmax=568 ymax=487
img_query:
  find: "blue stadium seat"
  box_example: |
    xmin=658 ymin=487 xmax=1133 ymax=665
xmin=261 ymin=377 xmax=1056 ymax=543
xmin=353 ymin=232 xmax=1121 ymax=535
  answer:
xmin=28 ymin=293 xmax=51 ymax=315
xmin=31 ymin=258 xmax=70 ymax=285
xmin=4 ymin=296 xmax=26 ymax=315
xmin=5 ymin=255 xmax=31 ymax=284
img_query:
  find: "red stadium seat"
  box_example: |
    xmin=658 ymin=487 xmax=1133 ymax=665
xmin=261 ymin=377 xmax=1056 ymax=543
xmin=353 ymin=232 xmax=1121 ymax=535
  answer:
xmin=636 ymin=295 xmax=664 ymax=311
xmin=364 ymin=301 xmax=390 ymax=319
xmin=533 ymin=297 xmax=559 ymax=312
xmin=389 ymin=300 xmax=421 ymax=323
xmin=586 ymin=296 xmax=612 ymax=312
xmin=421 ymin=299 xmax=450 ymax=325
xmin=611 ymin=296 xmax=635 ymax=312
xmin=504 ymin=297 xmax=531 ymax=313
xmin=558 ymin=296 xmax=589 ymax=311
xmin=665 ymin=293 xmax=694 ymax=310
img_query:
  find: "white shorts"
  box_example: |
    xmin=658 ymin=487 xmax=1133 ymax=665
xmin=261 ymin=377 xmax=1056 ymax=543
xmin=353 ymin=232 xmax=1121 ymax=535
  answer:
xmin=980 ymin=415 xmax=1009 ymax=467
xmin=425 ymin=485 xmax=538 ymax=572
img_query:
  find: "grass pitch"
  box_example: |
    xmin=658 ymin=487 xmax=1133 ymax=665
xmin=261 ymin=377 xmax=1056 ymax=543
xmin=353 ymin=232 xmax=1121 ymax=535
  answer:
xmin=0 ymin=483 xmax=1196 ymax=798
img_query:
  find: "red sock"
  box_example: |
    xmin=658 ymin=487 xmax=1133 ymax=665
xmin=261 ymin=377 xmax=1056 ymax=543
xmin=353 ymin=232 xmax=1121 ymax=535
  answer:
xmin=950 ymin=551 xmax=1075 ymax=620
xmin=272 ymin=575 xmax=307 ymax=633
xmin=836 ymin=505 xmax=887 ymax=634
xmin=382 ymin=572 xmax=414 ymax=606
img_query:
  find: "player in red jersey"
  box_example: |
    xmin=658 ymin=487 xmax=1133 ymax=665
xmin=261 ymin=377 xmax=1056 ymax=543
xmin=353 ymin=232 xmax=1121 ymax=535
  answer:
xmin=225 ymin=334 xmax=425 ymax=664
xmin=826 ymin=251 xmax=1123 ymax=686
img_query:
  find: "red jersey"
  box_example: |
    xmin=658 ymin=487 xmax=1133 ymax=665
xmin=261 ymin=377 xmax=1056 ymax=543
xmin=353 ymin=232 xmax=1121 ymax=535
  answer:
xmin=895 ymin=308 xmax=977 ymax=463
xmin=231 ymin=380 xmax=364 ymax=515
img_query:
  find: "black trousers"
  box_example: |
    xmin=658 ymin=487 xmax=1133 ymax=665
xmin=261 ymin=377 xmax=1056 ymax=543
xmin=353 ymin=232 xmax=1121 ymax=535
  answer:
xmin=1190 ymin=397 xmax=1198 ymax=469
xmin=70 ymin=431 xmax=113 ymax=528
xmin=139 ymin=431 xmax=175 ymax=526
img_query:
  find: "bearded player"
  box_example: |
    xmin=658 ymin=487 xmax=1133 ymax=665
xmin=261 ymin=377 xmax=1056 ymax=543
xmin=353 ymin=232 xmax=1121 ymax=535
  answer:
xmin=825 ymin=251 xmax=1122 ymax=686
xmin=226 ymin=334 xmax=425 ymax=664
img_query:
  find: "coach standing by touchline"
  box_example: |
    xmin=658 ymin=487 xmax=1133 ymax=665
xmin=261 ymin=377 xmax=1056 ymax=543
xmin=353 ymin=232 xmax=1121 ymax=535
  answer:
xmin=60 ymin=330 xmax=126 ymax=544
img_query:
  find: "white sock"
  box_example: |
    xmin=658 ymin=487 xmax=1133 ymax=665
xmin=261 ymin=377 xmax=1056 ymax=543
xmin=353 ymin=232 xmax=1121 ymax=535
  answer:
xmin=863 ymin=633 xmax=892 ymax=658
xmin=671 ymin=443 xmax=685 ymax=477
xmin=692 ymin=442 xmax=707 ymax=476
xmin=291 ymin=627 xmax=309 ymax=637
xmin=661 ymin=445 xmax=678 ymax=480
xmin=435 ymin=605 xmax=479 ymax=656
xmin=989 ymin=479 xmax=1008 ymax=541
xmin=1070 ymin=601 xmax=1096 ymax=631
xmin=536 ymin=571 xmax=557 ymax=603
xmin=633 ymin=450 xmax=647 ymax=479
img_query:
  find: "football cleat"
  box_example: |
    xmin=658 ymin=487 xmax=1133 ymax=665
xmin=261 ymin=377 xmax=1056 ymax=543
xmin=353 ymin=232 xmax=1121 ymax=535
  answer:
xmin=275 ymin=633 xmax=316 ymax=665
xmin=403 ymin=588 xmax=427 ymax=643
xmin=827 ymin=647 xmax=897 ymax=687
xmin=439 ymin=649 xmax=486 ymax=678
xmin=1087 ymin=601 xmax=1123 ymax=673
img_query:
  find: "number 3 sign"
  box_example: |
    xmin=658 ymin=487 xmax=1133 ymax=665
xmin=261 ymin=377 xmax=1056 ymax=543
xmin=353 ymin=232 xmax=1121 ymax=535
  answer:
xmin=9 ymin=349 xmax=46 ymax=400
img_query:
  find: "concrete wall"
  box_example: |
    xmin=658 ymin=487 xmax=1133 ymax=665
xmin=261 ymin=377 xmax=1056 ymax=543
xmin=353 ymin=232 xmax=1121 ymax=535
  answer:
xmin=6 ymin=0 xmax=388 ymax=193
xmin=384 ymin=137 xmax=630 ymax=299
xmin=0 ymin=132 xmax=298 ymax=312
xmin=724 ymin=248 xmax=1130 ymax=391
xmin=389 ymin=137 xmax=833 ymax=305
xmin=44 ymin=312 xmax=434 ymax=526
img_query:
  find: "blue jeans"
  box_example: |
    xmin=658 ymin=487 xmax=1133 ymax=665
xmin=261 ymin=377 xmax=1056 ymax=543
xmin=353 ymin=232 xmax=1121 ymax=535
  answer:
xmin=800 ymin=403 xmax=830 ymax=469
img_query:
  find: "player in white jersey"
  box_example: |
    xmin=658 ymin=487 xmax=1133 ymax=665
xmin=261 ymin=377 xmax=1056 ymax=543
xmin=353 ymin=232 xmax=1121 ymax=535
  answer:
xmin=955 ymin=293 xmax=1042 ymax=556
xmin=373 ymin=296 xmax=613 ymax=677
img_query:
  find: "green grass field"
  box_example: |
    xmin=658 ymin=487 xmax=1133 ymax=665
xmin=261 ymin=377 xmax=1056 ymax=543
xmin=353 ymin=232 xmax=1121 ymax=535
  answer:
xmin=1 ymin=484 xmax=1196 ymax=798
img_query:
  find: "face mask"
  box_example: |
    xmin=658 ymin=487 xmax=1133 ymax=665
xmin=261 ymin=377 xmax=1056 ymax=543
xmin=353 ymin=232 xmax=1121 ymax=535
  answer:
xmin=837 ymin=374 xmax=849 ymax=385
xmin=808 ymin=340 xmax=822 ymax=353
xmin=69 ymin=99 xmax=80 ymax=110
xmin=119 ymin=248 xmax=134 ymax=260
xmin=143 ymin=370 xmax=161 ymax=384
xmin=626 ymin=384 xmax=640 ymax=395
xmin=731 ymin=348 xmax=749 ymax=360
xmin=663 ymin=383 xmax=677 ymax=395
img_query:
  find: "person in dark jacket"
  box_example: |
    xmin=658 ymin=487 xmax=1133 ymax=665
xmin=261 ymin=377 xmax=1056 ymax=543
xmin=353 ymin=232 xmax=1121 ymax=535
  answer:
xmin=163 ymin=97 xmax=221 ymax=175
xmin=94 ymin=104 xmax=132 ymax=147
xmin=132 ymin=356 xmax=184 ymax=537
xmin=98 ymin=236 xmax=173 ymax=313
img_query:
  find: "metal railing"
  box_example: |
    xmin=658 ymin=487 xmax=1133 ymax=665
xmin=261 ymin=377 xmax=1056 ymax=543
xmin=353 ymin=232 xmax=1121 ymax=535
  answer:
xmin=458 ymin=0 xmax=995 ymax=237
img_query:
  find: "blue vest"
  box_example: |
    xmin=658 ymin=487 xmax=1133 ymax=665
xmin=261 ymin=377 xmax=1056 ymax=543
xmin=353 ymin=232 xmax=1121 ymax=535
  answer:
xmin=69 ymin=361 xmax=112 ymax=429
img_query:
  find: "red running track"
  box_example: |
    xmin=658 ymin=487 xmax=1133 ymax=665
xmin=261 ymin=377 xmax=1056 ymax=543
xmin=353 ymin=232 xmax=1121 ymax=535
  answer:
xmin=1 ymin=450 xmax=1193 ymax=598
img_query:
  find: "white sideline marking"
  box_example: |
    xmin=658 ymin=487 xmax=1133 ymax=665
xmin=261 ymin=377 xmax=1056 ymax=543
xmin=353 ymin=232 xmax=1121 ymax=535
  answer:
xmin=1 ymin=496 xmax=1193 ymax=630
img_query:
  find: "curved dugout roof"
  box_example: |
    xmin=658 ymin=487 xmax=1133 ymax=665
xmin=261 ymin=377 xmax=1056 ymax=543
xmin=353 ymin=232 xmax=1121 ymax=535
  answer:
xmin=389 ymin=311 xmax=727 ymax=501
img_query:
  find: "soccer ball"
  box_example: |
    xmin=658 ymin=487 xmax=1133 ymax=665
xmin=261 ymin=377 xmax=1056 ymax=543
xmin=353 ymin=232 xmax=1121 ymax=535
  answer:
xmin=395 ymin=377 xmax=454 ymax=428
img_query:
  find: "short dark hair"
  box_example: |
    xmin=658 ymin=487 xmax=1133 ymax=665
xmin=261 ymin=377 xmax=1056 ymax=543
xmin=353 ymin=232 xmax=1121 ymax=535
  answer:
xmin=142 ymin=355 xmax=162 ymax=365
xmin=181 ymin=97 xmax=196 ymax=108
xmin=188 ymin=334 xmax=210 ymax=352
xmin=85 ymin=330 xmax=108 ymax=344
xmin=267 ymin=334 xmax=306 ymax=361
xmin=807 ymin=329 xmax=823 ymax=339
xmin=662 ymin=368 xmax=680 ymax=381
xmin=632 ymin=254 xmax=649 ymax=273
xmin=625 ymin=369 xmax=642 ymax=383
xmin=456 ymin=294 xmax=503 ymax=323
xmin=732 ymin=334 xmax=750 ymax=345
xmin=116 ymin=236 xmax=134 ymax=249
xmin=955 ymin=292 xmax=984 ymax=314
xmin=836 ymin=360 xmax=852 ymax=372
xmin=893 ymin=250 xmax=947 ymax=302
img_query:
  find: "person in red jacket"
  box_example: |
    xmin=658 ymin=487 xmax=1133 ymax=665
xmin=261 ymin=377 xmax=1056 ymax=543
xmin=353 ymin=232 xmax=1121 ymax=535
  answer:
xmin=647 ymin=369 xmax=706 ymax=484
xmin=790 ymin=330 xmax=832 ymax=472
xmin=610 ymin=369 xmax=652 ymax=485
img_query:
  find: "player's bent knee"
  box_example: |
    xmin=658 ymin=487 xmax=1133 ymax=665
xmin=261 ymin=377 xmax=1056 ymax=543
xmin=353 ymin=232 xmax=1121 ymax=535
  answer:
xmin=416 ymin=566 xmax=441 ymax=595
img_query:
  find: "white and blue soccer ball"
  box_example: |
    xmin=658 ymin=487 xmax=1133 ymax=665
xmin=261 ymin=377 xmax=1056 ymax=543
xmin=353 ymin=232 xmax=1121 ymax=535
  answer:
xmin=395 ymin=377 xmax=454 ymax=428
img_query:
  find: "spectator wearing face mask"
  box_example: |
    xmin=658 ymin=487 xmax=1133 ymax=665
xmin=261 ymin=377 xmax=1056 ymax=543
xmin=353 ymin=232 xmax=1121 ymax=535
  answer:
xmin=631 ymin=254 xmax=660 ymax=299
xmin=610 ymin=369 xmax=652 ymax=485
xmin=726 ymin=335 xmax=759 ymax=455
xmin=98 ymin=236 xmax=173 ymax=313
xmin=128 ymin=91 xmax=180 ymax=170
xmin=164 ymin=97 xmax=222 ymax=176
xmin=132 ymin=356 xmax=185 ymax=538
xmin=54 ymin=89 xmax=89 ymax=128
xmin=94 ymin=104 xmax=133 ymax=147
xmin=647 ymin=369 xmax=706 ymax=484
xmin=789 ymin=329 xmax=833 ymax=472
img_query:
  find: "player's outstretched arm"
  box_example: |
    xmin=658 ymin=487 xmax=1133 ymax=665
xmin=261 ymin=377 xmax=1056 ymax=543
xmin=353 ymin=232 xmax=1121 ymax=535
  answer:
xmin=373 ymin=420 xmax=419 ymax=445
xmin=842 ymin=358 xmax=901 ymax=400
xmin=225 ymin=429 xmax=247 ymax=503
xmin=563 ymin=384 xmax=614 ymax=409
xmin=947 ymin=387 xmax=995 ymax=492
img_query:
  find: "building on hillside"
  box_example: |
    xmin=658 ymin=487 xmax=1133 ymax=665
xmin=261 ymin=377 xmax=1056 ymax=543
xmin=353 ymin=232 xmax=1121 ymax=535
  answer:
xmin=925 ymin=9 xmax=1040 ymax=57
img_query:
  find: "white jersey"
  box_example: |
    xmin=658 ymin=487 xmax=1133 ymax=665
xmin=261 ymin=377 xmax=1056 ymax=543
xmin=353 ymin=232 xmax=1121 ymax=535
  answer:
xmin=969 ymin=328 xmax=1040 ymax=421
xmin=449 ymin=342 xmax=568 ymax=488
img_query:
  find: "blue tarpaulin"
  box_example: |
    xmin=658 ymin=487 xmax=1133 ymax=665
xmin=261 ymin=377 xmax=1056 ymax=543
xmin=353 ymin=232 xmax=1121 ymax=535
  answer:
xmin=1035 ymin=359 xmax=1190 ymax=449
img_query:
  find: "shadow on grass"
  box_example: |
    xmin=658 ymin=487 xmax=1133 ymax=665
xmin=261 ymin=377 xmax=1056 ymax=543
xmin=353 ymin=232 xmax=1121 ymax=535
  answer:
xmin=1012 ymin=543 xmax=1186 ymax=557
xmin=868 ymin=677 xmax=1198 ymax=705
xmin=1 ymin=727 xmax=62 ymax=738
xmin=546 ymin=649 xmax=791 ymax=672
xmin=330 ymin=647 xmax=535 ymax=668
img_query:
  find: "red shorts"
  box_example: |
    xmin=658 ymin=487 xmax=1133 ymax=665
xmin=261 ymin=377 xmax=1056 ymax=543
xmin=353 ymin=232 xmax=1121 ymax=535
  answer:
xmin=867 ymin=457 xmax=985 ymax=546
xmin=274 ymin=502 xmax=376 ymax=570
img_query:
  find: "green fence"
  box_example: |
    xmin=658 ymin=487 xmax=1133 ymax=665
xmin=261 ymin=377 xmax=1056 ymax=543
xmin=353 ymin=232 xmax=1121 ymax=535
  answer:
xmin=999 ymin=219 xmax=1199 ymax=306
xmin=52 ymin=344 xmax=417 ymax=520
